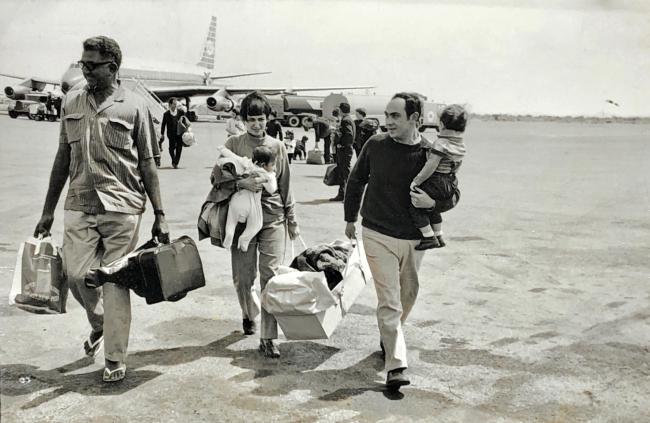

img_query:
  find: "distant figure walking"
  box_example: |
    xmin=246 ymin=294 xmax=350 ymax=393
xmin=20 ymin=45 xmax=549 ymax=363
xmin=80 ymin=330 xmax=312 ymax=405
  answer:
xmin=161 ymin=97 xmax=189 ymax=168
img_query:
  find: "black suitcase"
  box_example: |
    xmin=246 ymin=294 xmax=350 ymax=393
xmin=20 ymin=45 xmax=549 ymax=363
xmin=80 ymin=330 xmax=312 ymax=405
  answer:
xmin=86 ymin=236 xmax=206 ymax=305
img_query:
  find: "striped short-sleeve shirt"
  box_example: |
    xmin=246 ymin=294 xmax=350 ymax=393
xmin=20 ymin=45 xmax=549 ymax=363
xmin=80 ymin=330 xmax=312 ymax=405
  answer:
xmin=60 ymin=82 xmax=159 ymax=215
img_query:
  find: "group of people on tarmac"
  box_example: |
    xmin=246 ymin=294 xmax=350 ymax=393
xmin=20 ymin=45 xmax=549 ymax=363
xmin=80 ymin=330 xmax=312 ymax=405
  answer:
xmin=33 ymin=35 xmax=467 ymax=391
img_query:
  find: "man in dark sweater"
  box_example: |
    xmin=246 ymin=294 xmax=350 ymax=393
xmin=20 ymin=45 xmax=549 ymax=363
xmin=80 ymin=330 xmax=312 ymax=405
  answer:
xmin=344 ymin=92 xmax=457 ymax=390
xmin=330 ymin=102 xmax=355 ymax=201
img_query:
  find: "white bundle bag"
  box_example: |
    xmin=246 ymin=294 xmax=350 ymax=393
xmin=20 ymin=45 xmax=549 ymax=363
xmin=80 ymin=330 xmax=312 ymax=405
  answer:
xmin=261 ymin=265 xmax=337 ymax=316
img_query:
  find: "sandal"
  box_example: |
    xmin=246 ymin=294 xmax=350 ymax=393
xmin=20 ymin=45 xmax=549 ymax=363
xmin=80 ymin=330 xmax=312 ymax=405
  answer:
xmin=102 ymin=365 xmax=126 ymax=383
xmin=83 ymin=332 xmax=104 ymax=357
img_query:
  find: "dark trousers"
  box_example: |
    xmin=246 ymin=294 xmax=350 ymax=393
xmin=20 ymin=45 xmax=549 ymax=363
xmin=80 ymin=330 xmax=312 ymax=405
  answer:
xmin=287 ymin=153 xmax=294 ymax=164
xmin=353 ymin=144 xmax=362 ymax=158
xmin=336 ymin=145 xmax=353 ymax=198
xmin=168 ymin=136 xmax=184 ymax=166
xmin=324 ymin=135 xmax=332 ymax=163
xmin=409 ymin=173 xmax=459 ymax=228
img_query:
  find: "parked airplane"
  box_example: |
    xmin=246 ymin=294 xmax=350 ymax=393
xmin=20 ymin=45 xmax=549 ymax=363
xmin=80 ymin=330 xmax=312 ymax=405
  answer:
xmin=3 ymin=16 xmax=372 ymax=121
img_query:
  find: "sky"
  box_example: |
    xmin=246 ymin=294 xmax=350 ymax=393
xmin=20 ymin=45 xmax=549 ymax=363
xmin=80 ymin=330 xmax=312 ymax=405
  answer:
xmin=0 ymin=0 xmax=648 ymax=116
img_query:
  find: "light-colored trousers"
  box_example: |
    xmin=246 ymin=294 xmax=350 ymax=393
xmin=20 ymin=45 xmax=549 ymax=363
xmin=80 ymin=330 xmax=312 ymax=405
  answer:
xmin=63 ymin=210 xmax=141 ymax=363
xmin=230 ymin=218 xmax=285 ymax=339
xmin=362 ymin=227 xmax=424 ymax=371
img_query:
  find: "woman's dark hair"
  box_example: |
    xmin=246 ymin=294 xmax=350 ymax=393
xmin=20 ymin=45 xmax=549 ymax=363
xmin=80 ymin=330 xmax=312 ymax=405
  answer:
xmin=167 ymin=97 xmax=177 ymax=105
xmin=240 ymin=91 xmax=272 ymax=120
xmin=252 ymin=145 xmax=276 ymax=166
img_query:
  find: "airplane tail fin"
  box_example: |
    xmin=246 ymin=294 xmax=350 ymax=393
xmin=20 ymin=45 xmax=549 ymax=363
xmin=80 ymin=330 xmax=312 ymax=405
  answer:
xmin=196 ymin=16 xmax=217 ymax=70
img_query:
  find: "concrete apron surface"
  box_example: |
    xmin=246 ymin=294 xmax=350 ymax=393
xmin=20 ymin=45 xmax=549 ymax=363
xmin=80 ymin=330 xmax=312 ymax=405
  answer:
xmin=1 ymin=117 xmax=649 ymax=422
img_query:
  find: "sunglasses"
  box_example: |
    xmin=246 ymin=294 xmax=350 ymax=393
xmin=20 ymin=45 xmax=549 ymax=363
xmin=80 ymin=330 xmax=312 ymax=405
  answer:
xmin=77 ymin=60 xmax=114 ymax=71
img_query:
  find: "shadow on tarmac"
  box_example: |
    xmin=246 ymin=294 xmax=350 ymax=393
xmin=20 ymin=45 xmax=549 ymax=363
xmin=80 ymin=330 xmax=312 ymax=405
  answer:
xmin=1 ymin=330 xmax=414 ymax=410
xmin=296 ymin=199 xmax=333 ymax=206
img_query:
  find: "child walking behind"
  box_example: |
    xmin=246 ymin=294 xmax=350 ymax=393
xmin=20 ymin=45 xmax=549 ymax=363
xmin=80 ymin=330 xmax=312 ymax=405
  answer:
xmin=409 ymin=104 xmax=467 ymax=250
xmin=222 ymin=146 xmax=278 ymax=252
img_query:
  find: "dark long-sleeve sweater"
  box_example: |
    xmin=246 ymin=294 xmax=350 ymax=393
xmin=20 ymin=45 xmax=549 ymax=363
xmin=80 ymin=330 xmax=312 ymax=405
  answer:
xmin=161 ymin=109 xmax=185 ymax=139
xmin=344 ymin=133 xmax=456 ymax=240
xmin=337 ymin=115 xmax=355 ymax=148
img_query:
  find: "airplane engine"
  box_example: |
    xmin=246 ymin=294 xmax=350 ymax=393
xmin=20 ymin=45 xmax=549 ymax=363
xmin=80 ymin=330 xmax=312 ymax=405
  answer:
xmin=206 ymin=92 xmax=235 ymax=112
xmin=4 ymin=85 xmax=32 ymax=100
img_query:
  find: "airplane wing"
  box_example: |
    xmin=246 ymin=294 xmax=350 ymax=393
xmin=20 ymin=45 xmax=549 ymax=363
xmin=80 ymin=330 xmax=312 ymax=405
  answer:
xmin=208 ymin=71 xmax=272 ymax=81
xmin=0 ymin=73 xmax=60 ymax=86
xmin=149 ymin=85 xmax=375 ymax=99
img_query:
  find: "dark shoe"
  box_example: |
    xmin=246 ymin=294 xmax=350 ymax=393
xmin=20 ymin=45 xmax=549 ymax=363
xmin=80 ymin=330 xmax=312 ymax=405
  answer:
xmin=84 ymin=331 xmax=104 ymax=357
xmin=436 ymin=235 xmax=446 ymax=248
xmin=386 ymin=368 xmax=410 ymax=390
xmin=379 ymin=340 xmax=385 ymax=360
xmin=329 ymin=196 xmax=344 ymax=202
xmin=259 ymin=339 xmax=281 ymax=358
xmin=243 ymin=318 xmax=256 ymax=335
xmin=415 ymin=236 xmax=440 ymax=250
xmin=172 ymin=163 xmax=178 ymax=169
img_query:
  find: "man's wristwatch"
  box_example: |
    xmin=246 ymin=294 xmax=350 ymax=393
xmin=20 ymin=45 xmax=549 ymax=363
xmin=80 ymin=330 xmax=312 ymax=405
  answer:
xmin=154 ymin=209 xmax=165 ymax=216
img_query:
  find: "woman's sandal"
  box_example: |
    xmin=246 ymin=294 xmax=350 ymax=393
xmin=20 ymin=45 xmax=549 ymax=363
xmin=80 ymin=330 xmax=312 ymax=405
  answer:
xmin=102 ymin=365 xmax=126 ymax=383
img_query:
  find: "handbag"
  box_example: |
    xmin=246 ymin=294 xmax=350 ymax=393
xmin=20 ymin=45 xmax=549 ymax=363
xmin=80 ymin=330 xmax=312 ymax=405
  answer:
xmin=323 ymin=164 xmax=339 ymax=186
xmin=177 ymin=115 xmax=190 ymax=136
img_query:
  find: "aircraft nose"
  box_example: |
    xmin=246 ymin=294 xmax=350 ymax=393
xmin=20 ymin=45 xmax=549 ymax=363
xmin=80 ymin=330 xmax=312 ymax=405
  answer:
xmin=60 ymin=67 xmax=83 ymax=94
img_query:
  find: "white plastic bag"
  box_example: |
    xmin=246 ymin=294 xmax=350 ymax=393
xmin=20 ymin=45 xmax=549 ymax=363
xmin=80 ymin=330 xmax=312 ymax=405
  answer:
xmin=182 ymin=127 xmax=196 ymax=146
xmin=261 ymin=268 xmax=337 ymax=316
xmin=10 ymin=236 xmax=68 ymax=314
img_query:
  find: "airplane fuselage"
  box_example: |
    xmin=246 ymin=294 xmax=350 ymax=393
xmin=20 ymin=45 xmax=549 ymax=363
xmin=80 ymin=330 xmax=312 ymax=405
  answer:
xmin=61 ymin=62 xmax=209 ymax=93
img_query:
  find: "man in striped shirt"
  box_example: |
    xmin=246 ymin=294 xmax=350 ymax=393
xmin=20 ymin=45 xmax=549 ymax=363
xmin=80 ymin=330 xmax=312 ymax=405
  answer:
xmin=34 ymin=36 xmax=169 ymax=383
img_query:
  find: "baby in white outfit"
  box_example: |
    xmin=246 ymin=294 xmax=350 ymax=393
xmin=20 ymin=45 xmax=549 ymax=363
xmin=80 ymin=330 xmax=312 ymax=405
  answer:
xmin=217 ymin=145 xmax=277 ymax=252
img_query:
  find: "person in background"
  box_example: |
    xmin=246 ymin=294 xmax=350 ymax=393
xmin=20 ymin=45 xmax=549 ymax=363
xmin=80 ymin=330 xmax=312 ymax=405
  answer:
xmin=161 ymin=97 xmax=186 ymax=168
xmin=226 ymin=109 xmax=246 ymax=137
xmin=265 ymin=111 xmax=283 ymax=140
xmin=353 ymin=107 xmax=367 ymax=157
xmin=284 ymin=130 xmax=296 ymax=163
xmin=312 ymin=116 xmax=332 ymax=152
xmin=294 ymin=135 xmax=308 ymax=160
xmin=325 ymin=109 xmax=340 ymax=164
xmin=330 ymin=102 xmax=355 ymax=201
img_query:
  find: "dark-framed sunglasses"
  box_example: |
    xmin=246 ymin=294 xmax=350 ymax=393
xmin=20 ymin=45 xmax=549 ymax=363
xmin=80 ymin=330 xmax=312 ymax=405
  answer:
xmin=77 ymin=60 xmax=114 ymax=71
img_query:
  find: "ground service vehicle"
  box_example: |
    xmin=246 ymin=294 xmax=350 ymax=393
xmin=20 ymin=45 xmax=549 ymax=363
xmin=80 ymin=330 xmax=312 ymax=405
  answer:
xmin=321 ymin=93 xmax=444 ymax=132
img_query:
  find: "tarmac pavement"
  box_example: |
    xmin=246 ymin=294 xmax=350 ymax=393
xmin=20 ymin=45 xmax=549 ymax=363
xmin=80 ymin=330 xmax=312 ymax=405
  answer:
xmin=0 ymin=116 xmax=649 ymax=422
